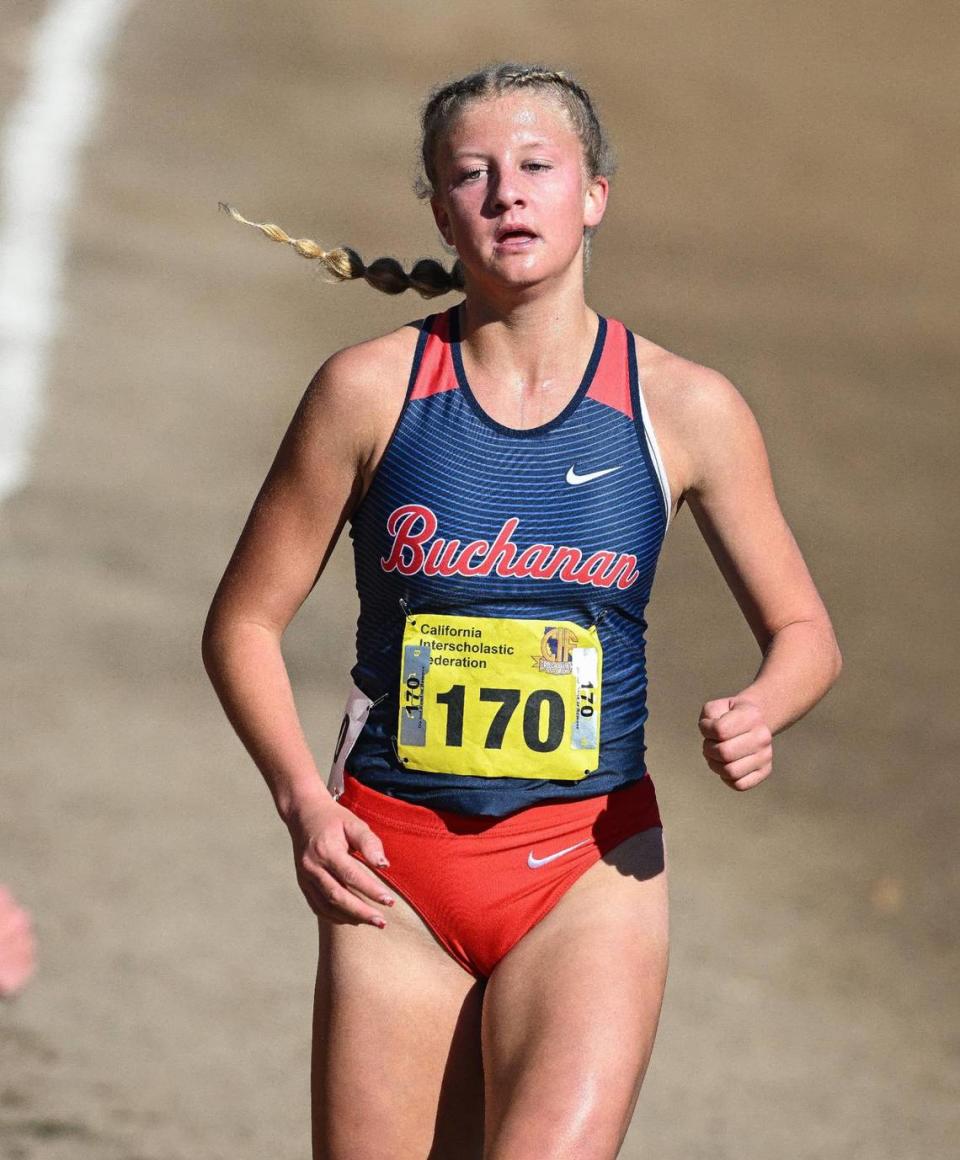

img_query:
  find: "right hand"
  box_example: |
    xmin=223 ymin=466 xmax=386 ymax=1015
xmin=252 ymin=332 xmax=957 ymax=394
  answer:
xmin=287 ymin=797 xmax=395 ymax=928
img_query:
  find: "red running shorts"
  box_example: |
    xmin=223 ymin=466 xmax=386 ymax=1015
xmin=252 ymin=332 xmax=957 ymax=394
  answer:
xmin=338 ymin=771 xmax=662 ymax=978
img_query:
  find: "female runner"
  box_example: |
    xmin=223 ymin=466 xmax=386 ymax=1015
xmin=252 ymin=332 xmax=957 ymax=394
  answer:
xmin=203 ymin=63 xmax=842 ymax=1160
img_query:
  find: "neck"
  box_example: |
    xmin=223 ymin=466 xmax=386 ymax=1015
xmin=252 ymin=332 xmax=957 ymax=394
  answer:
xmin=452 ymin=270 xmax=600 ymax=430
xmin=458 ymin=271 xmax=596 ymax=380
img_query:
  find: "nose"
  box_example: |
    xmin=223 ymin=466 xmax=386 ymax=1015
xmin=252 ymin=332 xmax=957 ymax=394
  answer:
xmin=487 ymin=166 xmax=526 ymax=212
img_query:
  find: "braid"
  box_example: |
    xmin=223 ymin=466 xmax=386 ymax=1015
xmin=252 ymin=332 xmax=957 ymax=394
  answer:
xmin=417 ymin=62 xmax=616 ymax=201
xmin=221 ymin=63 xmax=612 ymax=296
xmin=218 ymin=203 xmax=463 ymax=298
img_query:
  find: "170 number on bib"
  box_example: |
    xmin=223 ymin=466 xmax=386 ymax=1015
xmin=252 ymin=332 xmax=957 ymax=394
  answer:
xmin=411 ymin=681 xmax=595 ymax=753
xmin=396 ymin=613 xmax=602 ymax=781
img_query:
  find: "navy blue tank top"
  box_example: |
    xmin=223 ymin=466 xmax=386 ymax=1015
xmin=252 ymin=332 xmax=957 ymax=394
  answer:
xmin=345 ymin=304 xmax=671 ymax=816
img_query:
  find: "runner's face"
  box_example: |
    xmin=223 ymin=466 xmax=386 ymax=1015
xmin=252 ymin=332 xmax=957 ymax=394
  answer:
xmin=430 ymin=92 xmax=607 ymax=290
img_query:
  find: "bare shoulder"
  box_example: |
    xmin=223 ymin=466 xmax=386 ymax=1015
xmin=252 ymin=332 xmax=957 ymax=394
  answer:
xmin=297 ymin=321 xmax=422 ymax=452
xmin=202 ymin=320 xmax=425 ymax=636
xmin=629 ymin=330 xmax=764 ymax=501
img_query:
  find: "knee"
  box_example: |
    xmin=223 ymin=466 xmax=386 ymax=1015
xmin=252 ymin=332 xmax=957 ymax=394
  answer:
xmin=484 ymin=1092 xmax=628 ymax=1160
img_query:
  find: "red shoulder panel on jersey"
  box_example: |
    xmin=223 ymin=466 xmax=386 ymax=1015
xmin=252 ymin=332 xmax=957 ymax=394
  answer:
xmin=410 ymin=310 xmax=459 ymax=400
xmin=585 ymin=319 xmax=632 ymax=418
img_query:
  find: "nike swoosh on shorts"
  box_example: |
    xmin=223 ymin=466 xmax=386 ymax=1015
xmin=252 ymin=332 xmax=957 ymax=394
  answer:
xmin=565 ymin=465 xmax=622 ymax=485
xmin=527 ymin=838 xmax=592 ymax=869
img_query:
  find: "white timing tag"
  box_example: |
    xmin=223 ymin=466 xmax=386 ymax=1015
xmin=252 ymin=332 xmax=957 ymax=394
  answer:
xmin=328 ymin=683 xmax=375 ymax=799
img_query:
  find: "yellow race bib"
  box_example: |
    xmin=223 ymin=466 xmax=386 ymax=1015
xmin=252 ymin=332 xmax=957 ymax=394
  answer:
xmin=397 ymin=613 xmax=602 ymax=780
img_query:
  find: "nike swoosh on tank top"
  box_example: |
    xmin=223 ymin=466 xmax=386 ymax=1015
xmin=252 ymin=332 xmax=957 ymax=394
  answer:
xmin=344 ymin=304 xmax=670 ymax=817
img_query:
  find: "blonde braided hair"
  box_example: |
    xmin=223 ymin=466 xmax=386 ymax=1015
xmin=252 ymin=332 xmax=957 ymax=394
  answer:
xmin=220 ymin=62 xmax=612 ymax=296
xmin=218 ymin=203 xmax=463 ymax=297
xmin=416 ymin=63 xmax=616 ymax=202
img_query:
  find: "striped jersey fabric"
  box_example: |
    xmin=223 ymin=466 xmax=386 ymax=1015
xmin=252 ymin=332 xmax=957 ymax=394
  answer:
xmin=344 ymin=303 xmax=670 ymax=816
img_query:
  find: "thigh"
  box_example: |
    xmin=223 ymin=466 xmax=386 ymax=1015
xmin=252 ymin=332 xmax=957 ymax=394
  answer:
xmin=312 ymin=871 xmax=485 ymax=1160
xmin=481 ymin=828 xmax=669 ymax=1160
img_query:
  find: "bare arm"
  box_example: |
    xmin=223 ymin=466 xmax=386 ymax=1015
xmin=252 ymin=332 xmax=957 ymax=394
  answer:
xmin=201 ymin=331 xmax=411 ymax=924
xmin=678 ymin=369 xmax=842 ymax=789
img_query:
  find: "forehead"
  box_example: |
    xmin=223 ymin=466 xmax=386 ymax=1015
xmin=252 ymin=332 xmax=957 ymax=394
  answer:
xmin=440 ymin=90 xmax=579 ymax=153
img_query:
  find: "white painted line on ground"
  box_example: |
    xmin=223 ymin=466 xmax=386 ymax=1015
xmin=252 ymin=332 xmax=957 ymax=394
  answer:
xmin=0 ymin=0 xmax=137 ymax=503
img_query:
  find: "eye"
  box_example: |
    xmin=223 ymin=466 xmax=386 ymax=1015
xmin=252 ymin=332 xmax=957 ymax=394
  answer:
xmin=457 ymin=167 xmax=486 ymax=184
xmin=523 ymin=161 xmax=552 ymax=172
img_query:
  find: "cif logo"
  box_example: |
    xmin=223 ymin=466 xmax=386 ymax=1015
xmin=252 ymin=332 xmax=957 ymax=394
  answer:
xmin=537 ymin=626 xmax=577 ymax=675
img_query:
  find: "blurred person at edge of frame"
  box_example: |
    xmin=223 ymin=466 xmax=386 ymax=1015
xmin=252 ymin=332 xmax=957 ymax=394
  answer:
xmin=0 ymin=886 xmax=36 ymax=997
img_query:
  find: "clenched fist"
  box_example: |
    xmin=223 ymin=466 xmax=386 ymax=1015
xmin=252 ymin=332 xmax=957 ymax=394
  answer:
xmin=698 ymin=696 xmax=773 ymax=791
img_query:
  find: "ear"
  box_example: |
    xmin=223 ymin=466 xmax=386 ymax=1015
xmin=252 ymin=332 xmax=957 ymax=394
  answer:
xmin=583 ymin=175 xmax=609 ymax=230
xmin=430 ymin=196 xmax=455 ymax=247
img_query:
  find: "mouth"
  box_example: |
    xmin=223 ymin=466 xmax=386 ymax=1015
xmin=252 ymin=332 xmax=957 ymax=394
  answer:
xmin=494 ymin=225 xmax=538 ymax=247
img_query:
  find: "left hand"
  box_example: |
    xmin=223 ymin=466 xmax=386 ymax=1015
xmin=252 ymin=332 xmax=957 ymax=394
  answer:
xmin=698 ymin=696 xmax=773 ymax=791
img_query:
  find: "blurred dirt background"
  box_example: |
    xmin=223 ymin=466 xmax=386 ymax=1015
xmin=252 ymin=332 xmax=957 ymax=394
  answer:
xmin=0 ymin=1 xmax=957 ymax=1157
